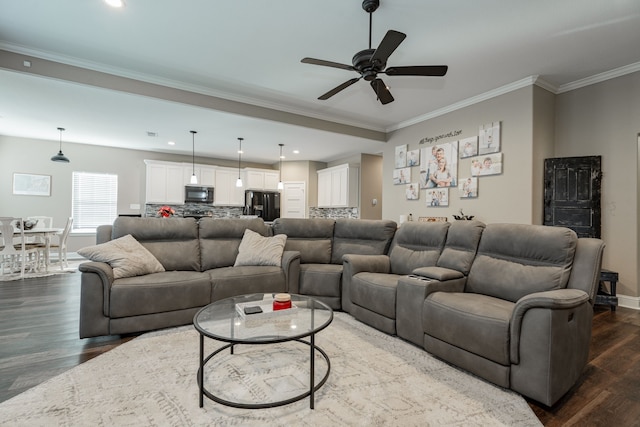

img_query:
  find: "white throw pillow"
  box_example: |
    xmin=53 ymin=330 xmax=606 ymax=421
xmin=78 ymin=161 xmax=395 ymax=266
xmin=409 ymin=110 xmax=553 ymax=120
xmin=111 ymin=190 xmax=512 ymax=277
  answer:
xmin=78 ymin=234 xmax=165 ymax=279
xmin=234 ymin=229 xmax=287 ymax=267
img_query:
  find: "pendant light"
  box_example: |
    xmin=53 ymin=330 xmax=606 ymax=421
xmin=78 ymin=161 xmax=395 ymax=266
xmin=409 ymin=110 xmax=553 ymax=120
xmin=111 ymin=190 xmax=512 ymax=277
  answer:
xmin=277 ymin=143 xmax=284 ymax=190
xmin=51 ymin=127 xmax=70 ymax=163
xmin=236 ymin=137 xmax=243 ymax=187
xmin=190 ymin=130 xmax=198 ymax=184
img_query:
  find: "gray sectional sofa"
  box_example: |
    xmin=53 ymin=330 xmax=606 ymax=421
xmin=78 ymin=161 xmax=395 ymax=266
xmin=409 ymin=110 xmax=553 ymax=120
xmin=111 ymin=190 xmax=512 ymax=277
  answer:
xmin=78 ymin=216 xmax=605 ymax=406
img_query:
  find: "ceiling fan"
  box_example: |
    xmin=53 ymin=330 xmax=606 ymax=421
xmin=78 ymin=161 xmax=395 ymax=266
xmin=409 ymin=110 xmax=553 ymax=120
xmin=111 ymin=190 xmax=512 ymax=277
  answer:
xmin=301 ymin=0 xmax=448 ymax=105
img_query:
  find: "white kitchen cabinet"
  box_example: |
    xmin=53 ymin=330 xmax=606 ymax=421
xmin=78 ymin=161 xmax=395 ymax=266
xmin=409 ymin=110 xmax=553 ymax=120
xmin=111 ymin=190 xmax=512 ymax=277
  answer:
xmin=244 ymin=168 xmax=280 ymax=191
xmin=214 ymin=168 xmax=244 ymax=206
xmin=145 ymin=160 xmax=185 ymax=204
xmin=264 ymin=171 xmax=280 ymax=191
xmin=184 ymin=165 xmax=216 ymax=187
xmin=317 ymin=163 xmax=359 ymax=208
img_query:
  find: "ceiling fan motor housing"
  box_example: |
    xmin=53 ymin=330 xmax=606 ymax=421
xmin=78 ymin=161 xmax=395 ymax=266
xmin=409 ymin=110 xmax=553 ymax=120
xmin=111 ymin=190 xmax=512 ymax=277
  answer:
xmin=362 ymin=0 xmax=380 ymax=13
xmin=352 ymin=49 xmax=385 ymax=81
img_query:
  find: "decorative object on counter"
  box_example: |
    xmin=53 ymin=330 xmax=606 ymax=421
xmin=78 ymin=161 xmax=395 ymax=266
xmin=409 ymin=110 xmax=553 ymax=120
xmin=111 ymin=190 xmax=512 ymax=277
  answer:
xmin=236 ymin=137 xmax=244 ymax=187
xmin=273 ymin=293 xmax=292 ymax=311
xmin=51 ymin=127 xmax=70 ymax=163
xmin=158 ymin=205 xmax=175 ymax=217
xmin=14 ymin=219 xmax=38 ymax=230
xmin=190 ymin=130 xmax=198 ymax=184
xmin=453 ymin=209 xmax=474 ymax=220
xmin=418 ymin=216 xmax=448 ymax=222
xmin=277 ymin=143 xmax=284 ymax=190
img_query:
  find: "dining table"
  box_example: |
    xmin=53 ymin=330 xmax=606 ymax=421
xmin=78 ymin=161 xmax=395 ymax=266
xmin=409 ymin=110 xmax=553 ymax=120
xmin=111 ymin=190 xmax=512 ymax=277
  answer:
xmin=1 ymin=227 xmax=64 ymax=272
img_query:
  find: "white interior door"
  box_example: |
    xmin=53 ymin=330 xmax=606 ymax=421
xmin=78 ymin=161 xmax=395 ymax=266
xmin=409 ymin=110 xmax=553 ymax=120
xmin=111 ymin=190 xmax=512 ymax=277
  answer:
xmin=281 ymin=182 xmax=306 ymax=218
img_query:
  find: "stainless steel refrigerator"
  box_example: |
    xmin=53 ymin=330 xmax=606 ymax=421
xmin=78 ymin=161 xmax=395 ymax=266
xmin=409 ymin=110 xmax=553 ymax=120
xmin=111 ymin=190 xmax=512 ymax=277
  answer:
xmin=244 ymin=191 xmax=280 ymax=221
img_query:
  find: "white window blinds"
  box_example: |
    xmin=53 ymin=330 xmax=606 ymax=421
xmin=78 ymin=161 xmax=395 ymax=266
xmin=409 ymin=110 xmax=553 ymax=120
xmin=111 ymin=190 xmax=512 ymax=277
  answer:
xmin=72 ymin=172 xmax=118 ymax=232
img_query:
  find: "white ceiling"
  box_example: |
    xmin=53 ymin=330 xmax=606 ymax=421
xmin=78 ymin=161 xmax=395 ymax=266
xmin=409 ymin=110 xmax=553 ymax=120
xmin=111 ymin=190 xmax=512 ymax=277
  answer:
xmin=1 ymin=0 xmax=639 ymax=164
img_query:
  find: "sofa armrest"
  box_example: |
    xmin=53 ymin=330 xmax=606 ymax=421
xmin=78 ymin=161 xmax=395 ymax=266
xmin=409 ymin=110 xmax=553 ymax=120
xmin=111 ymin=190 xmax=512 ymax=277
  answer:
xmin=281 ymin=250 xmax=301 ymax=294
xmin=509 ymin=288 xmax=594 ymax=405
xmin=510 ymin=288 xmax=590 ymax=365
xmin=396 ymin=275 xmax=466 ymax=345
xmin=342 ymin=254 xmax=391 ymax=313
xmin=78 ymin=261 xmax=115 ymax=338
xmin=412 ymin=266 xmax=465 ymax=282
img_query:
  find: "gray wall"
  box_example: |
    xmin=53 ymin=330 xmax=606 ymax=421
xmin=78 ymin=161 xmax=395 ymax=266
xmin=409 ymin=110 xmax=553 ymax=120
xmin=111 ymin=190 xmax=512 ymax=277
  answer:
xmin=0 ymin=135 xmax=274 ymax=251
xmin=360 ymin=153 xmax=383 ymax=220
xmin=554 ymin=71 xmax=640 ymax=300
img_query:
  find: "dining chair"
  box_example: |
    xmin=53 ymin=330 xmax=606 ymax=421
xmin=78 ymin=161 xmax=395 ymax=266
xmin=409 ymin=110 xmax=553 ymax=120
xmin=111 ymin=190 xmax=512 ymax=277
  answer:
xmin=0 ymin=217 xmax=41 ymax=278
xmin=49 ymin=217 xmax=73 ymax=270
xmin=26 ymin=216 xmax=53 ymax=244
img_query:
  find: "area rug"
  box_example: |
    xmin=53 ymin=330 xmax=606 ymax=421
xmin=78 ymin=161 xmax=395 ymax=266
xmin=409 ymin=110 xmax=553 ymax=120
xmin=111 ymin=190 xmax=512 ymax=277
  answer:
xmin=0 ymin=260 xmax=82 ymax=282
xmin=0 ymin=312 xmax=541 ymax=426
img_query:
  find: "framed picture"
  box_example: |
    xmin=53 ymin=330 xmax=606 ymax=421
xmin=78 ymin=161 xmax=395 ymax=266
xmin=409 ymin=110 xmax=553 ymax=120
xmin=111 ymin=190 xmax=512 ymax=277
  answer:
xmin=459 ymin=136 xmax=478 ymax=159
xmin=407 ymin=149 xmax=420 ymax=167
xmin=395 ymin=144 xmax=407 ymax=168
xmin=12 ymin=173 xmax=51 ymax=196
xmin=426 ymin=188 xmax=449 ymax=207
xmin=472 ymin=153 xmax=503 ymax=176
xmin=478 ymin=122 xmax=501 ymax=155
xmin=458 ymin=177 xmax=478 ymax=198
xmin=421 ymin=141 xmax=459 ymax=188
xmin=393 ymin=167 xmax=411 ymax=185
xmin=405 ymin=183 xmax=419 ymax=200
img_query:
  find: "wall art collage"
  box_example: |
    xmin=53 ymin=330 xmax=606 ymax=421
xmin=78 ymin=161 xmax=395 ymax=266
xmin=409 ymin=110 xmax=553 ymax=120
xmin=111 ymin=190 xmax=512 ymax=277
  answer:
xmin=394 ymin=121 xmax=502 ymax=205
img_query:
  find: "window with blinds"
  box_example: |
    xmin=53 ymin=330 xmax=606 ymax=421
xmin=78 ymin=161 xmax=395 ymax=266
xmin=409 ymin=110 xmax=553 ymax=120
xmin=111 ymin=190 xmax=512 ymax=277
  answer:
xmin=72 ymin=172 xmax=118 ymax=232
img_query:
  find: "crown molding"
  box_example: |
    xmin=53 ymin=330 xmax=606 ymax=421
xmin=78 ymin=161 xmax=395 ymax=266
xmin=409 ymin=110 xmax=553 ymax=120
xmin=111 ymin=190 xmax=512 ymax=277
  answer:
xmin=557 ymin=61 xmax=640 ymax=93
xmin=0 ymin=43 xmax=387 ymax=135
xmin=388 ymin=76 xmax=540 ymax=132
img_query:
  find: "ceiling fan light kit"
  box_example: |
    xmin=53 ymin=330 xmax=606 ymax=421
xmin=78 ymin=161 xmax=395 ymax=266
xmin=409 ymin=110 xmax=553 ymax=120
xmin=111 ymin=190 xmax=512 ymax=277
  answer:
xmin=301 ymin=0 xmax=448 ymax=105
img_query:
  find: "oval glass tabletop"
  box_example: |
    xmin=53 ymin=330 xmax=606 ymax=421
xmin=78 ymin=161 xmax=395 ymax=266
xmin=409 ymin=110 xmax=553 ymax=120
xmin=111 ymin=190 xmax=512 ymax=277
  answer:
xmin=193 ymin=293 xmax=333 ymax=344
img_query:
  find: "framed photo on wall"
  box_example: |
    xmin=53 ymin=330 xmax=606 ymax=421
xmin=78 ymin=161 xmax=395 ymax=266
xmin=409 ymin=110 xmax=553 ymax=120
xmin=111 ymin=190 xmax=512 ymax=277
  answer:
xmin=458 ymin=177 xmax=478 ymax=198
xmin=12 ymin=173 xmax=51 ymax=196
xmin=405 ymin=183 xmax=419 ymax=200
xmin=395 ymin=144 xmax=407 ymax=168
xmin=459 ymin=136 xmax=478 ymax=159
xmin=478 ymin=122 xmax=501 ymax=154
xmin=426 ymin=188 xmax=449 ymax=207
xmin=407 ymin=149 xmax=420 ymax=167
xmin=393 ymin=167 xmax=411 ymax=184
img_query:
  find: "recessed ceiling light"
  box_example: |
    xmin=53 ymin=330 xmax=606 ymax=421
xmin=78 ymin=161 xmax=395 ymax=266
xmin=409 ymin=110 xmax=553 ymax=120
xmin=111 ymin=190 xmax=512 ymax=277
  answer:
xmin=104 ymin=0 xmax=125 ymax=8
xmin=168 ymin=141 xmax=175 ymax=146
xmin=293 ymin=149 xmax=300 ymax=154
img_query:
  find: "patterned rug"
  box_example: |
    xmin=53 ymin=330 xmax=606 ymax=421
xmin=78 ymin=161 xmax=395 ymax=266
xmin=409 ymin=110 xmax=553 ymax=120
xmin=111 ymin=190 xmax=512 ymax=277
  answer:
xmin=0 ymin=312 xmax=541 ymax=426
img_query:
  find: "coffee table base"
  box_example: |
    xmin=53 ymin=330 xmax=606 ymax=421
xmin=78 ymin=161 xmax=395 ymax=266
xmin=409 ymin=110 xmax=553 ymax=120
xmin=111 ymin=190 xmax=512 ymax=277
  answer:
xmin=198 ymin=337 xmax=331 ymax=409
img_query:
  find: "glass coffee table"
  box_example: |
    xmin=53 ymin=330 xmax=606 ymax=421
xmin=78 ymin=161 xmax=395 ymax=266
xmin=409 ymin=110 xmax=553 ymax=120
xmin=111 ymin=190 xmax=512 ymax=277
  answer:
xmin=193 ymin=293 xmax=333 ymax=409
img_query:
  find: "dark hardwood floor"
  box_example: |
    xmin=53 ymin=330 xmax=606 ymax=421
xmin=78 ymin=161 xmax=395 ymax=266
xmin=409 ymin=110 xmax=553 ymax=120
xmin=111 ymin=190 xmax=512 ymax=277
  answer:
xmin=1 ymin=273 xmax=639 ymax=425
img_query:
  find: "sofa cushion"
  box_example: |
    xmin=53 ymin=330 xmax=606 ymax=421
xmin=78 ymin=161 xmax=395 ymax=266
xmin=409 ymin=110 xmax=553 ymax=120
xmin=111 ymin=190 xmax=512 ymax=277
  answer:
xmin=331 ymin=219 xmax=397 ymax=264
xmin=298 ymin=264 xmax=343 ymax=297
xmin=199 ymin=218 xmax=271 ymax=269
xmin=466 ymin=224 xmax=577 ymax=302
xmin=109 ymin=271 xmax=210 ymax=318
xmin=423 ymin=292 xmax=514 ymax=365
xmin=208 ymin=266 xmax=285 ymax=301
xmin=111 ymin=217 xmax=200 ymax=271
xmin=272 ymin=218 xmax=335 ymax=264
xmin=388 ymin=222 xmax=450 ymax=275
xmin=78 ymin=234 xmax=165 ymax=279
xmin=351 ymin=272 xmax=402 ymax=319
xmin=234 ymin=229 xmax=287 ymax=267
xmin=437 ymin=220 xmax=485 ymax=274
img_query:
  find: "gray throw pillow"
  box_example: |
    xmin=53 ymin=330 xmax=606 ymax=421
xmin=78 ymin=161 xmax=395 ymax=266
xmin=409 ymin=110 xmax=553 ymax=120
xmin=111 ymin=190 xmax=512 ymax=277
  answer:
xmin=234 ymin=229 xmax=287 ymax=267
xmin=78 ymin=234 xmax=165 ymax=279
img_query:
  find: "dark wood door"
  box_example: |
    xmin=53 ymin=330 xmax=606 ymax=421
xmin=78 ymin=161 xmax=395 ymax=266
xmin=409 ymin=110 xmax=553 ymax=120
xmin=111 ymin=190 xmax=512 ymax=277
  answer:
xmin=544 ymin=156 xmax=602 ymax=238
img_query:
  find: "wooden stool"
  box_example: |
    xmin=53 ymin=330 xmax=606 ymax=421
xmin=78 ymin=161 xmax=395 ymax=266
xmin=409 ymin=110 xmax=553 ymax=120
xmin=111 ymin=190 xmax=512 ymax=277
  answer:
xmin=595 ymin=269 xmax=618 ymax=311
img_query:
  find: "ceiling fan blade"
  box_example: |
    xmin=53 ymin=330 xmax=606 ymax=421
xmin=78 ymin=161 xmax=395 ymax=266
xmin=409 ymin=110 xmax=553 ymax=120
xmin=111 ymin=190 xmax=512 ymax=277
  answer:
xmin=370 ymin=78 xmax=394 ymax=105
xmin=371 ymin=30 xmax=406 ymax=65
xmin=318 ymin=77 xmax=361 ymax=100
xmin=301 ymin=57 xmax=355 ymax=72
xmin=384 ymin=65 xmax=448 ymax=77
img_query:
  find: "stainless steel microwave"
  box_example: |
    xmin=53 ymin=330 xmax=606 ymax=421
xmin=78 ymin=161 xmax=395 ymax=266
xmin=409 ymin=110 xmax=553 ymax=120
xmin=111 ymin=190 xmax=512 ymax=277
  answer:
xmin=185 ymin=186 xmax=214 ymax=204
